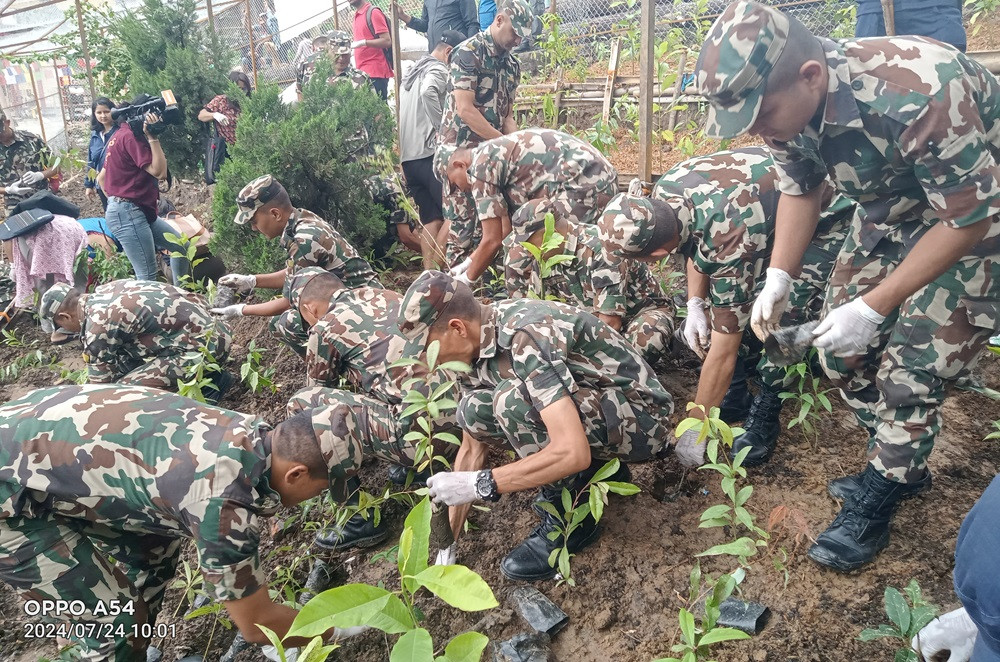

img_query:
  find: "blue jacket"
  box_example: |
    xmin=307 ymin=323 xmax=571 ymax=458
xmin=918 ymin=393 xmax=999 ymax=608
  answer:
xmin=85 ymin=125 xmax=119 ymax=190
xmin=955 ymin=474 xmax=1000 ymax=661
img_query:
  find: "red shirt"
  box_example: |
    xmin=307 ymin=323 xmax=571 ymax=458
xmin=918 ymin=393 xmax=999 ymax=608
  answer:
xmin=101 ymin=126 xmax=159 ymax=212
xmin=204 ymin=94 xmax=241 ymax=145
xmin=352 ymin=1 xmax=393 ymax=79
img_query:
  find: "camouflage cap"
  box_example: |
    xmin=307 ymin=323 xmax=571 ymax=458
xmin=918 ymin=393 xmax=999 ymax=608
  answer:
xmin=310 ymin=405 xmax=364 ymax=502
xmin=327 ymin=30 xmax=352 ymax=55
xmin=694 ymin=1 xmax=790 ymax=139
xmin=398 ymin=270 xmax=459 ymax=345
xmin=234 ymin=174 xmax=283 ymax=225
xmin=511 ymin=198 xmax=571 ymax=243
xmin=598 ymin=193 xmax=687 ymax=257
xmin=500 ymin=0 xmax=535 ymax=39
xmin=283 ymin=266 xmax=329 ymax=309
xmin=39 ymin=282 xmax=72 ymax=332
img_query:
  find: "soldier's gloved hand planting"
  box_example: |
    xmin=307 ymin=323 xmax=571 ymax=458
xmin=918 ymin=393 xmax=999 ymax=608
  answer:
xmin=450 ymin=257 xmax=472 ymax=278
xmin=454 ymin=272 xmax=473 ymax=286
xmin=21 ymin=171 xmax=45 ymax=185
xmin=683 ymin=298 xmax=711 ymax=359
xmin=426 ymin=471 xmax=478 ymax=506
xmin=218 ymin=274 xmax=257 ymax=292
xmin=812 ymin=298 xmax=885 ymax=357
xmin=435 ymin=543 xmax=457 ymax=565
xmin=5 ymin=183 xmax=33 ymax=197
xmin=674 ymin=428 xmax=705 ymax=468
xmin=750 ymin=268 xmax=793 ymax=340
xmin=911 ymin=607 xmax=977 ymax=662
xmin=211 ymin=304 xmax=246 ymax=320
xmin=212 ymin=112 xmax=229 ymax=126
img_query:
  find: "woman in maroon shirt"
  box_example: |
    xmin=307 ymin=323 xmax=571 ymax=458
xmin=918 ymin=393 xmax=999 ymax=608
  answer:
xmin=198 ymin=71 xmax=253 ymax=146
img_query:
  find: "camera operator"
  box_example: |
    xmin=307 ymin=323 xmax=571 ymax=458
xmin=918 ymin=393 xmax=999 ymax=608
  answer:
xmin=97 ymin=95 xmax=187 ymax=285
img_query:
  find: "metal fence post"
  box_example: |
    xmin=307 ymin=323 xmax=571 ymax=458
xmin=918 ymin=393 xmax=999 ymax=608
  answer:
xmin=245 ymin=0 xmax=259 ymax=86
xmin=333 ymin=0 xmax=340 ymax=30
xmin=74 ymin=0 xmax=97 ymax=99
xmin=637 ymin=0 xmax=654 ymax=183
xmin=206 ymin=0 xmax=215 ymax=32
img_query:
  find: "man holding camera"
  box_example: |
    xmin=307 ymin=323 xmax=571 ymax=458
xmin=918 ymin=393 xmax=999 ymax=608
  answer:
xmin=0 ymin=108 xmax=58 ymax=210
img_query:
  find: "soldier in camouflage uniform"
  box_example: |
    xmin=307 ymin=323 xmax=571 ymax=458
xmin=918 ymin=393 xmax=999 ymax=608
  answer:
xmin=436 ymin=0 xmax=534 ymax=269
xmin=0 ymin=108 xmax=56 ymax=210
xmin=0 ymin=384 xmax=366 ymax=661
xmin=295 ymin=34 xmax=330 ymax=100
xmin=600 ymin=147 xmax=853 ymax=467
xmin=209 ymin=175 xmax=381 ymax=357
xmin=441 ymin=128 xmax=619 ymax=283
xmin=505 ymin=198 xmax=675 ymax=365
xmin=397 ymin=270 xmax=673 ymax=581
xmin=696 ymin=1 xmax=1000 ymax=570
xmin=284 ymin=268 xmax=459 ymax=549
xmin=39 ymin=281 xmax=233 ymax=399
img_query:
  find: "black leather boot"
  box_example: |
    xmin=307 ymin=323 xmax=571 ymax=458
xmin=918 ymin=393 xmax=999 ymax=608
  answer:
xmin=719 ymin=360 xmax=753 ymax=424
xmin=388 ymin=463 xmax=431 ymax=487
xmin=730 ymin=386 xmax=782 ymax=466
xmin=808 ymin=464 xmax=909 ymax=572
xmin=314 ymin=478 xmax=390 ymax=551
xmin=531 ymin=462 xmax=631 ymax=517
xmin=828 ymin=468 xmax=932 ymax=501
xmin=500 ymin=508 xmax=601 ymax=581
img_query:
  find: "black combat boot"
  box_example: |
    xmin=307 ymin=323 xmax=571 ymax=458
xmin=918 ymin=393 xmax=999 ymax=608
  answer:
xmin=808 ymin=464 xmax=909 ymax=572
xmin=531 ymin=462 xmax=631 ymax=517
xmin=730 ymin=386 xmax=782 ymax=466
xmin=314 ymin=477 xmax=390 ymax=551
xmin=828 ymin=468 xmax=932 ymax=500
xmin=500 ymin=506 xmax=601 ymax=581
xmin=718 ymin=360 xmax=753 ymax=424
xmin=387 ymin=463 xmax=431 ymax=487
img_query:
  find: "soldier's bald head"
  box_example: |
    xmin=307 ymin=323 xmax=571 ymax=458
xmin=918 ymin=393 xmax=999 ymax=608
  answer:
xmin=272 ymin=412 xmax=327 ymax=479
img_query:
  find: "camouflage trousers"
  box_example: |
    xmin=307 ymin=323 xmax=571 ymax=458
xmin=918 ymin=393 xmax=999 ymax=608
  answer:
xmin=287 ymin=387 xmax=459 ymax=467
xmin=818 ymin=222 xmax=1000 ymax=483
xmin=443 ymin=190 xmax=480 ymax=267
xmin=624 ymin=306 xmax=675 ymax=366
xmin=0 ymin=514 xmax=182 ymax=661
xmin=457 ymin=379 xmax=671 ymax=480
xmin=270 ymin=309 xmax=310 ymax=358
xmin=117 ymin=324 xmax=232 ymax=391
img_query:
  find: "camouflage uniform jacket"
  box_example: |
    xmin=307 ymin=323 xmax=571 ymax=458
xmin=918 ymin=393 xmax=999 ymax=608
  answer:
xmin=0 ymin=384 xmax=280 ymax=602
xmin=507 ymin=220 xmax=668 ymax=319
xmin=654 ymin=147 xmax=854 ymax=334
xmin=82 ymin=280 xmax=227 ymax=383
xmin=767 ymin=37 xmax=1000 ymax=253
xmin=438 ymin=29 xmax=519 ymax=147
xmin=0 ymin=129 xmax=49 ymax=208
xmin=468 ymin=128 xmax=619 ymax=227
xmin=465 ymin=299 xmax=673 ymax=415
xmin=333 ymin=65 xmax=373 ymax=90
xmin=296 ymin=52 xmax=322 ymax=92
xmin=280 ymin=208 xmax=382 ymax=289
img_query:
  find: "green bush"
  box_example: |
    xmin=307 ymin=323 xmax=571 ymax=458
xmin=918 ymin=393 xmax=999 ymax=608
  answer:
xmin=210 ymin=59 xmax=395 ymax=272
xmin=111 ymin=0 xmax=231 ymax=176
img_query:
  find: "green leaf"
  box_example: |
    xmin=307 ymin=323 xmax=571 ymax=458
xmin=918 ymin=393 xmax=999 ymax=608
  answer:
xmin=299 ymin=635 xmax=338 ymax=662
xmin=368 ymin=594 xmax=416 ymax=634
xmin=400 ymin=498 xmax=432 ymax=593
xmin=735 ymin=485 xmax=753 ymax=507
xmin=696 ymin=537 xmax=758 ymax=559
xmin=910 ymin=604 xmax=938 ymax=635
xmin=440 ymin=631 xmax=489 ymax=662
xmin=884 ymin=587 xmax=910 ymax=634
xmin=894 ymin=649 xmax=919 ymax=662
xmin=700 ymin=504 xmax=732 ymax=520
xmin=698 ymin=627 xmax=751 ymax=646
xmin=604 ymin=481 xmax=641 ymax=496
xmin=675 ymin=417 xmax=703 ymax=438
xmin=734 ymin=506 xmax=755 ymax=531
xmin=390 ymin=628 xmax=434 ymax=662
xmin=437 ymin=360 xmax=471 ymax=373
xmin=289 ymin=584 xmax=400 ymax=637
xmin=591 ymin=459 xmax=621 ymax=483
xmin=426 ymin=341 xmax=441 ymax=371
xmin=255 ymin=625 xmax=287 ymax=662
xmin=678 ymin=608 xmax=696 ymax=645
xmin=589 ymin=487 xmax=605 ymax=523
xmin=411 ymin=565 xmax=498 ymax=611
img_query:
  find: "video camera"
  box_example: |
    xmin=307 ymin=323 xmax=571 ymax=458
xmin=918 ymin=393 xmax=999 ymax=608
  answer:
xmin=112 ymin=90 xmax=182 ymax=138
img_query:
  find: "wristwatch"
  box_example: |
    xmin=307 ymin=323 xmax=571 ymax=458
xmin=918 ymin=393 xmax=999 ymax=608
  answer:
xmin=474 ymin=469 xmax=500 ymax=502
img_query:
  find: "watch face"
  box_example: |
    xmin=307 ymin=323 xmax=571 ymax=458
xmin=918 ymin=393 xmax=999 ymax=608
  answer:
xmin=476 ymin=473 xmax=492 ymax=498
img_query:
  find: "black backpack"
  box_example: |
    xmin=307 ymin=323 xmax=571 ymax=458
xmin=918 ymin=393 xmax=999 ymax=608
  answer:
xmin=364 ymin=5 xmax=394 ymax=70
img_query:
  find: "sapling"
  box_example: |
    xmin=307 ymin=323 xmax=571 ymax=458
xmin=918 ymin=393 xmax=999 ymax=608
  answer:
xmin=859 ymin=579 xmax=939 ymax=662
xmin=240 ymin=339 xmax=277 ymax=394
xmin=164 ymin=231 xmax=208 ymax=294
xmin=518 ymin=211 xmax=574 ymax=302
xmin=778 ymin=351 xmax=835 ymax=448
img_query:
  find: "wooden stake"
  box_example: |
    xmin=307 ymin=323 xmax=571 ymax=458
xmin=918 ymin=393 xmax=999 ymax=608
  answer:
xmin=391 ymin=0 xmax=402 ymax=146
xmin=74 ymin=0 xmax=96 ymax=99
xmin=333 ymin=0 xmax=340 ymax=30
xmin=602 ymin=37 xmax=621 ymax=125
xmin=206 ymin=0 xmax=215 ymax=32
xmin=53 ymin=61 xmax=69 ymax=144
xmin=552 ymin=67 xmax=564 ymax=128
xmin=880 ymin=0 xmax=895 ymax=35
xmin=27 ymin=65 xmax=46 ymax=143
xmin=637 ymin=0 xmax=654 ymax=182
xmin=667 ymin=49 xmax=687 ymax=132
xmin=245 ymin=0 xmax=259 ymax=86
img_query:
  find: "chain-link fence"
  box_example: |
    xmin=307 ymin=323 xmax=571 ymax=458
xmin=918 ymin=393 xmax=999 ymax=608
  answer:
xmin=0 ymin=57 xmax=82 ymax=153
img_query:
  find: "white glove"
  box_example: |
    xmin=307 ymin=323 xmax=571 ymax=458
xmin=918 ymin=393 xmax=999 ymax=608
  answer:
xmin=21 ymin=171 xmax=45 ymax=185
xmin=211 ymin=304 xmax=246 ymax=320
xmin=683 ymin=297 xmax=711 ymax=359
xmin=450 ymin=257 xmax=472 ymax=278
xmin=5 ymin=183 xmax=33 ymax=196
xmin=262 ymin=645 xmax=298 ymax=662
xmin=351 ymin=40 xmax=366 ymax=49
xmin=454 ymin=272 xmax=473 ymax=286
xmin=435 ymin=543 xmax=457 ymax=565
xmin=426 ymin=471 xmax=479 ymax=506
xmin=212 ymin=112 xmax=229 ymax=126
xmin=750 ymin=268 xmax=794 ymax=340
xmin=674 ymin=428 xmax=705 ymax=468
xmin=218 ymin=273 xmax=257 ymax=292
xmin=812 ymin=298 xmax=885 ymax=357
xmin=912 ymin=607 xmax=978 ymax=662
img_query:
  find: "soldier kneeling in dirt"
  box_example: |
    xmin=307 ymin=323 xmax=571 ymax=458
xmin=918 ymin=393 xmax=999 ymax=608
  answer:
xmin=283 ymin=268 xmax=459 ymax=551
xmin=395 ymin=270 xmax=674 ymax=581
xmin=0 ymin=384 xmax=368 ymax=661
xmin=39 ymin=280 xmax=234 ymax=403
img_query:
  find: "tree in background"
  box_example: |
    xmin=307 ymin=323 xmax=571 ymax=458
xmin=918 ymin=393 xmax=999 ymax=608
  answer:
xmin=210 ymin=58 xmax=396 ymax=273
xmin=52 ymin=2 xmax=131 ymax=99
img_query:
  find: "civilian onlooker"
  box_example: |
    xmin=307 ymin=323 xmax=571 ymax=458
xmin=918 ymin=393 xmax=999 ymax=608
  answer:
xmin=85 ymin=97 xmax=118 ymax=210
xmin=855 ymin=0 xmax=966 ymax=51
xmin=296 ymin=34 xmax=331 ymax=101
xmin=0 ymin=108 xmax=58 ymax=210
xmin=97 ymin=94 xmax=187 ymax=286
xmin=479 ymin=0 xmax=497 ymax=31
xmin=399 ymin=30 xmax=463 ymax=268
xmin=396 ymin=0 xmax=478 ymax=53
xmin=293 ymin=36 xmax=314 ymax=67
xmin=198 ymin=71 xmax=253 ymax=147
xmin=349 ymin=0 xmax=393 ymax=101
